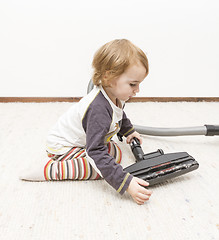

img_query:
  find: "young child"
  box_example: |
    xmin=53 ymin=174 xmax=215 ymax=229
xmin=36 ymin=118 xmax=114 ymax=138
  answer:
xmin=22 ymin=39 xmax=152 ymax=205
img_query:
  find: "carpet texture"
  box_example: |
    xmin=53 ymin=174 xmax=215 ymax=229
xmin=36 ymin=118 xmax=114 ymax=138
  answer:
xmin=0 ymin=102 xmax=219 ymax=240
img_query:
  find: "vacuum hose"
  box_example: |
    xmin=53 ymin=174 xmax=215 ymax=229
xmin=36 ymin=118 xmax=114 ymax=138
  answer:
xmin=87 ymin=79 xmax=219 ymax=137
xmin=134 ymin=125 xmax=219 ymax=136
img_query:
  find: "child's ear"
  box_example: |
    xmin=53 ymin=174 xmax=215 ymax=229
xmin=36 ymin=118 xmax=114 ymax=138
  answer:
xmin=103 ymin=71 xmax=111 ymax=80
xmin=103 ymin=71 xmax=113 ymax=87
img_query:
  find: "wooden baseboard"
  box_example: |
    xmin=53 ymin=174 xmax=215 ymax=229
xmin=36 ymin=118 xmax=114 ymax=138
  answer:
xmin=128 ymin=97 xmax=219 ymax=102
xmin=0 ymin=97 xmax=82 ymax=103
xmin=0 ymin=97 xmax=219 ymax=103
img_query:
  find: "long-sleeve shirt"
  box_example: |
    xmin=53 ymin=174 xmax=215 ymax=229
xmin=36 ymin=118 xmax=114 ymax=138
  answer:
xmin=46 ymin=85 xmax=134 ymax=194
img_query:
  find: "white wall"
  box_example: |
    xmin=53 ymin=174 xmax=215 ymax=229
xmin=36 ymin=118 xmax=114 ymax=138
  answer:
xmin=0 ymin=0 xmax=219 ymax=97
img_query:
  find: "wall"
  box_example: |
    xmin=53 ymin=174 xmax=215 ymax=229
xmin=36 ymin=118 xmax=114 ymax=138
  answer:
xmin=0 ymin=0 xmax=218 ymax=97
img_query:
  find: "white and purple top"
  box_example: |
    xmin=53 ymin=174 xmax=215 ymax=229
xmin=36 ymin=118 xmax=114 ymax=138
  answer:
xmin=46 ymin=85 xmax=134 ymax=194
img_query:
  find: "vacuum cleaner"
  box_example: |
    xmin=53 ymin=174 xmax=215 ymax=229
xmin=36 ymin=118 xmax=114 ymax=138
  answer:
xmin=87 ymin=80 xmax=219 ymax=186
xmin=124 ymin=138 xmax=199 ymax=186
xmin=123 ymin=125 xmax=219 ymax=186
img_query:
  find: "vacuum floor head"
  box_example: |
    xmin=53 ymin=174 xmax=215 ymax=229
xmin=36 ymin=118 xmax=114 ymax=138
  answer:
xmin=124 ymin=138 xmax=199 ymax=186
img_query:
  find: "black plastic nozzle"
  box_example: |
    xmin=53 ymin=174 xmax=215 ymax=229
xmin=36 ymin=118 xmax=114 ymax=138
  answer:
xmin=205 ymin=125 xmax=219 ymax=136
xmin=130 ymin=138 xmax=144 ymax=161
xmin=130 ymin=138 xmax=164 ymax=162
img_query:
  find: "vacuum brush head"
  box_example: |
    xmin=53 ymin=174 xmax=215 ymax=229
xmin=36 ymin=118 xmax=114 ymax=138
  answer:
xmin=125 ymin=138 xmax=199 ymax=186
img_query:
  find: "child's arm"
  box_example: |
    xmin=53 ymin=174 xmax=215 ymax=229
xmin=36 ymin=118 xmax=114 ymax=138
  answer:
xmin=119 ymin=113 xmax=152 ymax=204
xmin=117 ymin=112 xmax=142 ymax=145
xmin=82 ymin=102 xmax=133 ymax=195
xmin=117 ymin=112 xmax=135 ymax=138
xmin=126 ymin=177 xmax=152 ymax=205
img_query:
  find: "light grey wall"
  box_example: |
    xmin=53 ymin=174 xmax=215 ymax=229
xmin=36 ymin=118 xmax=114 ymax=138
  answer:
xmin=0 ymin=0 xmax=219 ymax=97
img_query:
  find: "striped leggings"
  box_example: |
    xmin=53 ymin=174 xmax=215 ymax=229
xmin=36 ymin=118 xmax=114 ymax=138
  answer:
xmin=44 ymin=141 xmax=122 ymax=181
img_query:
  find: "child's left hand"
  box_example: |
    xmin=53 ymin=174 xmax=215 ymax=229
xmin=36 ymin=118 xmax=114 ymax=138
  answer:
xmin=126 ymin=131 xmax=142 ymax=144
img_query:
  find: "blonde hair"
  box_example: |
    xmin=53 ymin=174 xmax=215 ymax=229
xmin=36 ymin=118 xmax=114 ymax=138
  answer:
xmin=92 ymin=39 xmax=149 ymax=87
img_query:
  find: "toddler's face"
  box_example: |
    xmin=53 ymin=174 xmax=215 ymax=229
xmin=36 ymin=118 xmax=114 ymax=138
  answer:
xmin=108 ymin=63 xmax=147 ymax=103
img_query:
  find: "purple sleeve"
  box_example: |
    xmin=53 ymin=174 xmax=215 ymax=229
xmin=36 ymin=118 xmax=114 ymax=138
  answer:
xmin=82 ymin=94 xmax=133 ymax=195
xmin=118 ymin=112 xmax=135 ymax=137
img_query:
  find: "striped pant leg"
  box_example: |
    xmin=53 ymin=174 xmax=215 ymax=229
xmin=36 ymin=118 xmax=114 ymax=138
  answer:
xmin=107 ymin=141 xmax=122 ymax=164
xmin=44 ymin=147 xmax=100 ymax=181
xmin=44 ymin=142 xmax=122 ymax=181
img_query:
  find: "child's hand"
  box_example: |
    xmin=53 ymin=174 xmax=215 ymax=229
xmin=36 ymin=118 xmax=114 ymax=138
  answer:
xmin=126 ymin=131 xmax=142 ymax=144
xmin=126 ymin=177 xmax=152 ymax=205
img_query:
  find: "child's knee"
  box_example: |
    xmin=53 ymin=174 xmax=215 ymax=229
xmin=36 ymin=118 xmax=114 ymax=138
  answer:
xmin=107 ymin=141 xmax=122 ymax=164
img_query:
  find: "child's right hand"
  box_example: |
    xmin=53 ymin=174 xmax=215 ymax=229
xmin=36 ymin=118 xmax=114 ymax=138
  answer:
xmin=126 ymin=177 xmax=152 ymax=205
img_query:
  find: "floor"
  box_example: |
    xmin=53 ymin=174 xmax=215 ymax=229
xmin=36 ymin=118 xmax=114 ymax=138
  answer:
xmin=0 ymin=102 xmax=219 ymax=240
